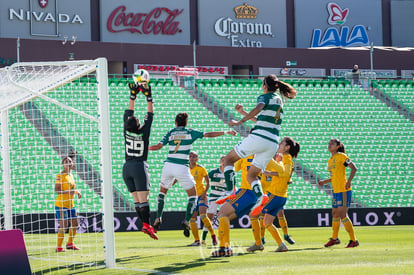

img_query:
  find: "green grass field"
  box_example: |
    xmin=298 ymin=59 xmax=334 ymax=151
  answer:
xmin=30 ymin=225 xmax=414 ymax=274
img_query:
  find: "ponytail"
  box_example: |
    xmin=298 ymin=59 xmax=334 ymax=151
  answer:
xmin=277 ymin=80 xmax=297 ymax=99
xmin=284 ymin=137 xmax=300 ymax=158
xmin=333 ymin=138 xmax=345 ymax=153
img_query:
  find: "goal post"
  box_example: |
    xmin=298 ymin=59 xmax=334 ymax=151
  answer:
xmin=0 ymin=58 xmax=115 ymax=272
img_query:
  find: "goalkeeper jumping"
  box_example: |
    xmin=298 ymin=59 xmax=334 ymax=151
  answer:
xmin=122 ymin=81 xmax=158 ymax=240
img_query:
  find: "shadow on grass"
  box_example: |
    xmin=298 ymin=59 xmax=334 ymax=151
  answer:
xmin=33 ymin=254 xmax=155 ymax=274
xmin=151 ymin=257 xmax=230 ymax=274
xmin=33 ymin=261 xmax=106 ymax=275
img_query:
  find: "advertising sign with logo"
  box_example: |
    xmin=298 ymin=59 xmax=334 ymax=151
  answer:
xmin=0 ymin=0 xmax=90 ymax=40
xmin=198 ymin=0 xmax=287 ymax=48
xmin=331 ymin=69 xmax=397 ymax=78
xmin=294 ymin=0 xmax=383 ymax=48
xmin=100 ymin=0 xmax=190 ymax=45
xmin=134 ymin=64 xmax=228 ymax=76
xmin=260 ymin=67 xmax=326 ymax=77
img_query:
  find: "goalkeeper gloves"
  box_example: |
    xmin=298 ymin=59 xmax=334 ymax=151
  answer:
xmin=140 ymin=84 xmax=153 ymax=102
xmin=128 ymin=83 xmax=139 ymax=100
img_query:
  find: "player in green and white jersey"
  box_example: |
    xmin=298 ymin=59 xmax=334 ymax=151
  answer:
xmin=201 ymin=156 xmax=227 ymax=244
xmin=212 ymin=75 xmax=297 ymax=257
xmin=149 ymin=113 xmax=236 ymax=237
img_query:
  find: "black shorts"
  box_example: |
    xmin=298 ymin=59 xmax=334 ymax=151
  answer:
xmin=122 ymin=160 xmax=151 ymax=192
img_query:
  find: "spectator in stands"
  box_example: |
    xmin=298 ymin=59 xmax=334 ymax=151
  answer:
xmin=149 ymin=114 xmax=236 ymax=238
xmin=211 ymin=75 xmax=297 ymax=257
xmin=55 ymin=152 xmax=82 ymax=252
xmin=318 ymin=139 xmax=359 ymax=248
xmin=122 ymin=81 xmax=158 ymax=240
xmin=187 ymin=151 xmax=217 ymax=247
xmin=351 ymin=65 xmax=361 ymax=86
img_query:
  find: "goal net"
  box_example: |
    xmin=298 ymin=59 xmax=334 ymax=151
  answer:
xmin=0 ymin=58 xmax=115 ymax=273
xmin=168 ymin=67 xmax=198 ymax=89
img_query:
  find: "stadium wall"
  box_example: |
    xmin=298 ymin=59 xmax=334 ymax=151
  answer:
xmin=2 ymin=208 xmax=413 ymax=233
xmin=1 ymin=37 xmax=414 ymax=77
xmin=1 ymin=0 xmax=414 ymax=75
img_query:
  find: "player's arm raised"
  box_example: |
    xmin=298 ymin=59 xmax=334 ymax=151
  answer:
xmin=229 ymin=103 xmax=264 ymax=126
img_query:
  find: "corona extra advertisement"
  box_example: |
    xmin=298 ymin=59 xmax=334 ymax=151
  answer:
xmin=198 ymin=0 xmax=287 ymax=48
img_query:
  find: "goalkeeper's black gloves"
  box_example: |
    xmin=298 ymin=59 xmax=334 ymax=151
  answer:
xmin=139 ymin=84 xmax=153 ymax=102
xmin=128 ymin=83 xmax=139 ymax=100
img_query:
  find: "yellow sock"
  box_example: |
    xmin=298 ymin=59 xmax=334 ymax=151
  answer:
xmin=67 ymin=228 xmax=77 ymax=244
xmin=250 ymin=217 xmax=262 ymax=245
xmin=57 ymin=229 xmax=65 ymax=247
xmin=259 ymin=216 xmax=266 ymax=239
xmin=278 ymin=216 xmax=288 ymax=235
xmin=201 ymin=214 xmax=215 ymax=236
xmin=332 ymin=217 xmax=341 ymax=239
xmin=266 ymin=224 xmax=282 ymax=246
xmin=342 ymin=217 xmax=356 ymax=241
xmin=218 ymin=216 xmax=230 ymax=248
xmin=190 ymin=218 xmax=199 ymax=241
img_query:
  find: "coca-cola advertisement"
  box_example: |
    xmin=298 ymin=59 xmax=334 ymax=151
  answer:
xmin=101 ymin=0 xmax=190 ymax=44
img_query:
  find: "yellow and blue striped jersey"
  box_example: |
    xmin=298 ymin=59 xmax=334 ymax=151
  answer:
xmin=266 ymin=154 xmax=294 ymax=198
xmin=190 ymin=164 xmax=208 ymax=196
xmin=55 ymin=172 xmax=76 ymax=208
xmin=234 ymin=156 xmax=254 ymax=190
xmin=328 ymin=152 xmax=352 ymax=193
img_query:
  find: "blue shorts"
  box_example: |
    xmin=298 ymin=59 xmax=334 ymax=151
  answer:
xmin=262 ymin=193 xmax=287 ymax=216
xmin=332 ymin=191 xmax=352 ymax=208
xmin=230 ymin=188 xmax=257 ymax=217
xmin=55 ymin=206 xmax=78 ymax=220
xmin=195 ymin=196 xmax=208 ymax=212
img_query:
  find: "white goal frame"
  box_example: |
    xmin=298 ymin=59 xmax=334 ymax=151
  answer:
xmin=0 ymin=58 xmax=115 ymax=269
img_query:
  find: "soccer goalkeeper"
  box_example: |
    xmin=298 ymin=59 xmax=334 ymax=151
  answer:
xmin=122 ymin=82 xmax=158 ymax=240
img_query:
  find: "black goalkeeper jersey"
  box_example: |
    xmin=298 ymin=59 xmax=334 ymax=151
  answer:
xmin=123 ymin=109 xmax=153 ymax=161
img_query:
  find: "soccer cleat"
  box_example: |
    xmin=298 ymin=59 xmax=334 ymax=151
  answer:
xmin=211 ymin=234 xmax=218 ymax=246
xmin=188 ymin=240 xmax=201 ymax=246
xmin=275 ymin=242 xmax=288 ymax=252
xmin=66 ymin=243 xmax=80 ymax=250
xmin=346 ymin=240 xmax=359 ymax=248
xmin=284 ymin=234 xmax=295 ymax=245
xmin=201 ymin=240 xmax=206 ymax=245
xmin=246 ymin=243 xmax=264 ymax=252
xmin=153 ymin=217 xmax=162 ymax=233
xmin=142 ymin=223 xmax=159 ymax=240
xmin=211 ymin=247 xmax=233 ymax=257
xmin=324 ymin=238 xmax=340 ymax=247
xmin=56 ymin=247 xmax=65 ymax=253
xmin=181 ymin=220 xmax=190 ymax=238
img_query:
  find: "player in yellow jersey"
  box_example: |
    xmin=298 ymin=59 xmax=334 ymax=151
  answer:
xmin=233 ymin=156 xmax=266 ymax=252
xmin=247 ymin=141 xmax=297 ymax=253
xmin=248 ymin=137 xmax=300 ymax=252
xmin=55 ymin=153 xmax=82 ymax=252
xmin=187 ymin=151 xmax=217 ymax=246
xmin=318 ymin=138 xmax=358 ymax=248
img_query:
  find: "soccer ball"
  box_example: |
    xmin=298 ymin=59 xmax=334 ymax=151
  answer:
xmin=133 ymin=69 xmax=150 ymax=84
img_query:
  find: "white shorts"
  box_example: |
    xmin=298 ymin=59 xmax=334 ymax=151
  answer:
xmin=234 ymin=134 xmax=278 ymax=170
xmin=207 ymin=200 xmax=219 ymax=214
xmin=160 ymin=162 xmax=195 ymax=191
